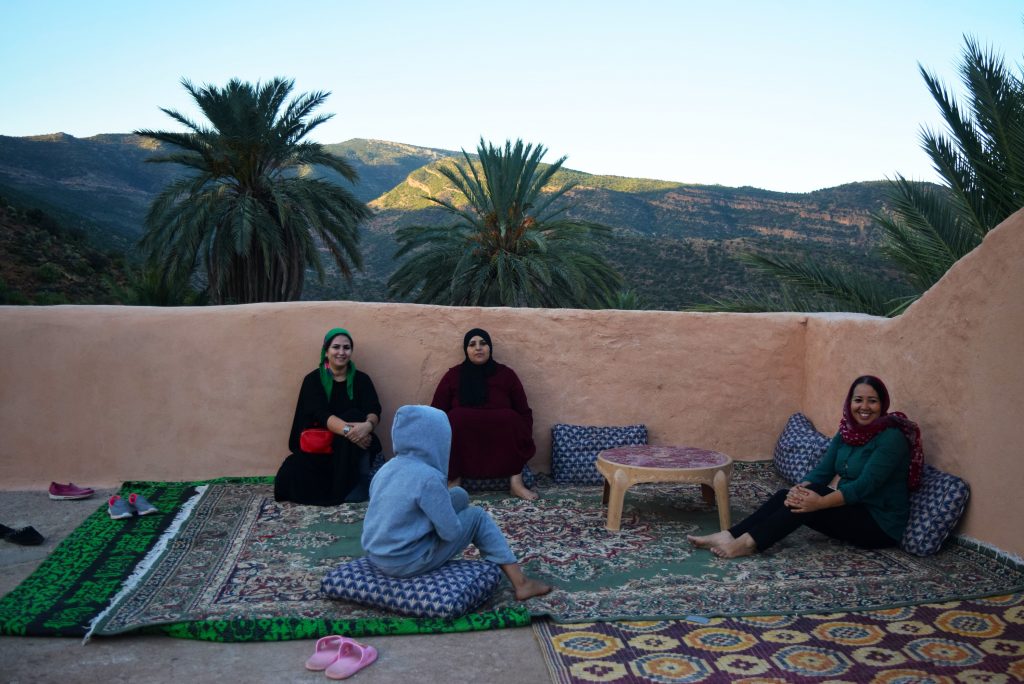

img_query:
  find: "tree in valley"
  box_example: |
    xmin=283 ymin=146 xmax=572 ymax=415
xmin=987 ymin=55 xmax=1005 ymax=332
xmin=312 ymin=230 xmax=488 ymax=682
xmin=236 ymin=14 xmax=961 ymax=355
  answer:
xmin=112 ymin=264 xmax=207 ymax=306
xmin=388 ymin=138 xmax=622 ymax=308
xmin=603 ymin=288 xmax=647 ymax=310
xmin=136 ymin=78 xmax=371 ymax=304
xmin=707 ymin=35 xmax=1024 ymax=316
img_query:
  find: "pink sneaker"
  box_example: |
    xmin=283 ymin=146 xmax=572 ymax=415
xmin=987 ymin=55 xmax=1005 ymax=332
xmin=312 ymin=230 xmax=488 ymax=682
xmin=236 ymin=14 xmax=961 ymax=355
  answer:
xmin=49 ymin=482 xmax=95 ymax=500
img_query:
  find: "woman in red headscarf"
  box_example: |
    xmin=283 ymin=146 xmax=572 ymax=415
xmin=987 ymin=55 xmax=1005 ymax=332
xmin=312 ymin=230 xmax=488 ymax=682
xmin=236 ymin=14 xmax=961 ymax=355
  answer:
xmin=688 ymin=375 xmax=923 ymax=558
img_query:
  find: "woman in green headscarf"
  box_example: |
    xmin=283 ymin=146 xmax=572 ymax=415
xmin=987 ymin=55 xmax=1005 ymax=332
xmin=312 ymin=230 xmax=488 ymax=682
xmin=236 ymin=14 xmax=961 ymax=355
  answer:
xmin=274 ymin=328 xmax=383 ymax=505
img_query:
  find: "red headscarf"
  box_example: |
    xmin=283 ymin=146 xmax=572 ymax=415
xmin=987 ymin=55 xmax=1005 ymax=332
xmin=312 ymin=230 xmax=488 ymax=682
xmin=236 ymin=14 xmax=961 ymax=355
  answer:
xmin=838 ymin=375 xmax=924 ymax=490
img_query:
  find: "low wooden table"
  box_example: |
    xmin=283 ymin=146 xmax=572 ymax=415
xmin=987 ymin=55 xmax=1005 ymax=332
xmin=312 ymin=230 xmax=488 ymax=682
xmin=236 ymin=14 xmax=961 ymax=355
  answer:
xmin=596 ymin=445 xmax=734 ymax=532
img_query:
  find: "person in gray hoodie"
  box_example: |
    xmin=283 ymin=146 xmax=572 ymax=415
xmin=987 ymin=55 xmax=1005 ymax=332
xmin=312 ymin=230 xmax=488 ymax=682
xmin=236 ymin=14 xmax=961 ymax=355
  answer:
xmin=362 ymin=405 xmax=551 ymax=600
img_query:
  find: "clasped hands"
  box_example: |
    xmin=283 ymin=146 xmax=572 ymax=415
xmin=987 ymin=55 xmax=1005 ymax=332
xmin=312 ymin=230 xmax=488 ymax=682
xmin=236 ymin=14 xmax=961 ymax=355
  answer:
xmin=342 ymin=421 xmax=374 ymax=449
xmin=784 ymin=483 xmax=823 ymax=513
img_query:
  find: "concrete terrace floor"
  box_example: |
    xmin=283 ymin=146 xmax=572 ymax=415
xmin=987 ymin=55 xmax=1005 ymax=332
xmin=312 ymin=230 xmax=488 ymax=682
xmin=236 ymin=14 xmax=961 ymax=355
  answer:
xmin=0 ymin=490 xmax=551 ymax=684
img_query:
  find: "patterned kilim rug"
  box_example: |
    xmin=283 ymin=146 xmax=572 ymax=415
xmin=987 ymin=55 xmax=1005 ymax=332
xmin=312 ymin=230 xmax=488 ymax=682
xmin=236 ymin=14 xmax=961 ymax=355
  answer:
xmin=2 ymin=464 xmax=1022 ymax=643
xmin=534 ymin=593 xmax=1024 ymax=682
xmin=0 ymin=477 xmax=527 ymax=641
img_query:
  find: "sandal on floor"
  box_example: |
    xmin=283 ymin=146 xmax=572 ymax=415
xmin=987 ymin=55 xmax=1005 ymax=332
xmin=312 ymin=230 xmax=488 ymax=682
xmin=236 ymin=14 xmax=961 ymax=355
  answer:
xmin=305 ymin=635 xmax=362 ymax=671
xmin=0 ymin=523 xmax=44 ymax=546
xmin=325 ymin=641 xmax=378 ymax=680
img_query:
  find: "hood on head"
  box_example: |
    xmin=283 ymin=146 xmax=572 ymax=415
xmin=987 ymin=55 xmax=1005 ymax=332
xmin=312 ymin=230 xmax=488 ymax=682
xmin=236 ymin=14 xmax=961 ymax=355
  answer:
xmin=391 ymin=405 xmax=451 ymax=474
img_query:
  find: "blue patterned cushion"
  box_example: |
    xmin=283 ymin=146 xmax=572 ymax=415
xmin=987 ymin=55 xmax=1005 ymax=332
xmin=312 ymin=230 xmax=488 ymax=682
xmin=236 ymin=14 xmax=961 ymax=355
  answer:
xmin=321 ymin=557 xmax=502 ymax=618
xmin=901 ymin=465 xmax=970 ymax=556
xmin=462 ymin=465 xmax=536 ymax=493
xmin=551 ymin=424 xmax=648 ymax=485
xmin=773 ymin=413 xmax=831 ymax=484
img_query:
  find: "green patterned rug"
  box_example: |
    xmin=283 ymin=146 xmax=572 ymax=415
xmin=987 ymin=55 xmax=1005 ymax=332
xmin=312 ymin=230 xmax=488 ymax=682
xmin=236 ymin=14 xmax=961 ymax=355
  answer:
xmin=0 ymin=477 xmax=527 ymax=642
xmin=2 ymin=464 xmax=1022 ymax=642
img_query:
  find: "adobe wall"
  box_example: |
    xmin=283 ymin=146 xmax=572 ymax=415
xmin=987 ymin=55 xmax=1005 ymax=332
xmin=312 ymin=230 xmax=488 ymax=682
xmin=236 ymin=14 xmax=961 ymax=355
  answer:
xmin=0 ymin=209 xmax=1020 ymax=555
xmin=0 ymin=304 xmax=806 ymax=487
xmin=803 ymin=209 xmax=1024 ymax=555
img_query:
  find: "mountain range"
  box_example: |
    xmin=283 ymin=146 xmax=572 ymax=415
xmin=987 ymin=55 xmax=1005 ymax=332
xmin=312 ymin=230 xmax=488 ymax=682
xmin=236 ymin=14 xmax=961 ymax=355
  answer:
xmin=0 ymin=134 xmax=903 ymax=308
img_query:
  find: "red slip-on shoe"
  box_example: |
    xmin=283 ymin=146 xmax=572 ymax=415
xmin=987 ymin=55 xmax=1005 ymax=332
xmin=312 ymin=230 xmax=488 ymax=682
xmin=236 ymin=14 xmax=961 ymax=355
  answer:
xmin=48 ymin=482 xmax=95 ymax=500
xmin=325 ymin=641 xmax=378 ymax=680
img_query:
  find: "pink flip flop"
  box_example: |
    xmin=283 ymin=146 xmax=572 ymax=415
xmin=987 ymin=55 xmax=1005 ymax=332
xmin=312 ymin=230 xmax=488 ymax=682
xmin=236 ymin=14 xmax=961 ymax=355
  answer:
xmin=304 ymin=635 xmax=360 ymax=671
xmin=325 ymin=640 xmax=378 ymax=680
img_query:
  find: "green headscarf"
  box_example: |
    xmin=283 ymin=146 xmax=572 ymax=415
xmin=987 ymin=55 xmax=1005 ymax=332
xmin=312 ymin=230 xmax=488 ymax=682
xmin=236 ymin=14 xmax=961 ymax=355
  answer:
xmin=319 ymin=328 xmax=356 ymax=401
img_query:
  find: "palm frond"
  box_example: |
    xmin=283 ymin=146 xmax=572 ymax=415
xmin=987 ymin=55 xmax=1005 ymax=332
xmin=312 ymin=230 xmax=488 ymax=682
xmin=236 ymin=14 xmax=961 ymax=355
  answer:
xmin=134 ymin=78 xmax=371 ymax=303
xmin=735 ymin=252 xmax=905 ymax=317
xmin=708 ymin=32 xmax=1024 ymax=317
xmin=389 ymin=138 xmax=620 ymax=307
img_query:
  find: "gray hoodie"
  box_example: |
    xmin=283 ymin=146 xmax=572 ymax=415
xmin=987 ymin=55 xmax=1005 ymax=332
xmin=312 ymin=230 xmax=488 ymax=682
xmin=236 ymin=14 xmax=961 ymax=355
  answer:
xmin=361 ymin=405 xmax=463 ymax=569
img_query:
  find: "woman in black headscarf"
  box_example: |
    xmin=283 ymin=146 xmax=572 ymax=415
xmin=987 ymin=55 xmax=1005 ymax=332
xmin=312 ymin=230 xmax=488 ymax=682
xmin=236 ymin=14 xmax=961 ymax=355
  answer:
xmin=274 ymin=328 xmax=382 ymax=505
xmin=431 ymin=328 xmax=537 ymax=500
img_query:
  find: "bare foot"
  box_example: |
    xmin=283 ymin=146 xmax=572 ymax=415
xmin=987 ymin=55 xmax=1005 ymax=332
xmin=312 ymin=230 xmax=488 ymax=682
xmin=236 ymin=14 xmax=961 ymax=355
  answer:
xmin=514 ymin=576 xmax=553 ymax=601
xmin=710 ymin=533 xmax=757 ymax=559
xmin=509 ymin=475 xmax=538 ymax=501
xmin=501 ymin=562 xmax=552 ymax=600
xmin=510 ymin=483 xmax=538 ymax=501
xmin=687 ymin=530 xmax=734 ymax=549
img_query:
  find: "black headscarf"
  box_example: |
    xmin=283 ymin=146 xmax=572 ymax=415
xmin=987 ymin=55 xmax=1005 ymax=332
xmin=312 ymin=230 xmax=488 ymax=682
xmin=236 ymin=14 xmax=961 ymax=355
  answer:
xmin=458 ymin=328 xmax=497 ymax=406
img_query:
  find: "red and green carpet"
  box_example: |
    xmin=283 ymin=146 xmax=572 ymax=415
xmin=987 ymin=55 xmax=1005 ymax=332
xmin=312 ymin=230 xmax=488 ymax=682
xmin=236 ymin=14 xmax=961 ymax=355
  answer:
xmin=0 ymin=464 xmax=1021 ymax=647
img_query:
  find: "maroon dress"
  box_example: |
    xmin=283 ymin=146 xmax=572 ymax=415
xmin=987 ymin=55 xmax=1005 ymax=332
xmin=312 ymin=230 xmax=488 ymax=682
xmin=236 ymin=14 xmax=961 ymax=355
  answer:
xmin=431 ymin=363 xmax=536 ymax=480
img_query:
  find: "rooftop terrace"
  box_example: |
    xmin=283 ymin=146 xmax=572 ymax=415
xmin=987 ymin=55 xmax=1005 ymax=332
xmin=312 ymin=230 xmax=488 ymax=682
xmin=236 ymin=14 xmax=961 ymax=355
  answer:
xmin=1 ymin=210 xmax=1022 ymax=561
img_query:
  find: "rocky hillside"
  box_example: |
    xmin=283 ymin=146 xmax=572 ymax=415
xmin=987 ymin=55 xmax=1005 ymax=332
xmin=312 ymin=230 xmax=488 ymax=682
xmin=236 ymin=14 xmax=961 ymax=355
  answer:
xmin=0 ymin=186 xmax=130 ymax=304
xmin=0 ymin=134 xmax=903 ymax=308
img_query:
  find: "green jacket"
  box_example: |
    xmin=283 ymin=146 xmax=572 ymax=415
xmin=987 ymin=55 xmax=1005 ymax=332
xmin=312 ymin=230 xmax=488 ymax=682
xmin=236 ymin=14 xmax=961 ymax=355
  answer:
xmin=805 ymin=427 xmax=910 ymax=541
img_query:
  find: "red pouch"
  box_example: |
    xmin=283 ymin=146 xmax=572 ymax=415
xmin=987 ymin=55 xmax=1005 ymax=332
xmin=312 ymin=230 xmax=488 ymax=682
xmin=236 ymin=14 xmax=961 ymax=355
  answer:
xmin=300 ymin=428 xmax=333 ymax=454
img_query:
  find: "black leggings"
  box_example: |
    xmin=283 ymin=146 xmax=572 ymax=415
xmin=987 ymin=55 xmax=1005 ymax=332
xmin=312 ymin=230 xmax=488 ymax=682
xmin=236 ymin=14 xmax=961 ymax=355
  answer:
xmin=730 ymin=483 xmax=898 ymax=552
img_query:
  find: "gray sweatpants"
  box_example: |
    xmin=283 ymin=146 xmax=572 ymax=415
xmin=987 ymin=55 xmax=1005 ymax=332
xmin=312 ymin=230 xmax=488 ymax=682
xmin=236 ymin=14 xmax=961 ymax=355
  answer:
xmin=371 ymin=487 xmax=517 ymax=577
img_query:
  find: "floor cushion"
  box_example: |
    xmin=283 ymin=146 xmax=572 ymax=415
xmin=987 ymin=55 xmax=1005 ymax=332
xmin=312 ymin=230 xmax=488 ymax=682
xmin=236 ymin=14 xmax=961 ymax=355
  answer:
xmin=462 ymin=465 xmax=536 ymax=493
xmin=321 ymin=557 xmax=502 ymax=618
xmin=773 ymin=413 xmax=831 ymax=484
xmin=901 ymin=464 xmax=970 ymax=556
xmin=551 ymin=423 xmax=648 ymax=485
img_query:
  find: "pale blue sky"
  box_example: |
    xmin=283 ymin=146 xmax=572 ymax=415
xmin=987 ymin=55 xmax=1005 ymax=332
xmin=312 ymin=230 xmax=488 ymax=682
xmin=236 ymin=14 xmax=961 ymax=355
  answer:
xmin=2 ymin=1 xmax=1021 ymax=192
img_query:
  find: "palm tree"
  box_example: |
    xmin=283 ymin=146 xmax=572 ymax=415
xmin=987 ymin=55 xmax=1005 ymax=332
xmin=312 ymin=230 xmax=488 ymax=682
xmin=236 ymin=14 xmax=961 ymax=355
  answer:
xmin=603 ymin=288 xmax=647 ymax=310
xmin=136 ymin=78 xmax=371 ymax=304
xmin=110 ymin=264 xmax=207 ymax=306
xmin=388 ymin=138 xmax=622 ymax=308
xmin=712 ymin=35 xmax=1024 ymax=316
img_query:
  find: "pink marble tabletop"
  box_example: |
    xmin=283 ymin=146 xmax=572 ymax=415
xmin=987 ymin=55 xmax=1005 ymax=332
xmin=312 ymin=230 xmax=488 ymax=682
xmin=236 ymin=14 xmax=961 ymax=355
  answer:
xmin=598 ymin=445 xmax=731 ymax=469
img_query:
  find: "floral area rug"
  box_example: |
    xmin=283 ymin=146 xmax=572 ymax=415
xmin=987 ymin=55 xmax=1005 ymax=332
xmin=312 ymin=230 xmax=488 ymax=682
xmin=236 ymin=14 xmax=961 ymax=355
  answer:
xmin=4 ymin=463 xmax=1023 ymax=643
xmin=484 ymin=463 xmax=1024 ymax=623
xmin=534 ymin=592 xmax=1024 ymax=683
xmin=0 ymin=477 xmax=526 ymax=642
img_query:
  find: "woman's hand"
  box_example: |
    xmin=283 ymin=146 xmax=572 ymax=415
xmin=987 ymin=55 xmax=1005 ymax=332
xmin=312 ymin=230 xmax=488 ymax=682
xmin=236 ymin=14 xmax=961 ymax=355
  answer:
xmin=785 ymin=484 xmax=824 ymax=513
xmin=785 ymin=483 xmax=843 ymax=513
xmin=343 ymin=421 xmax=374 ymax=449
